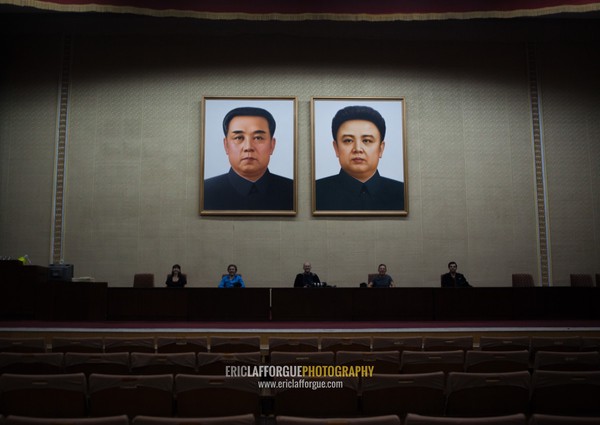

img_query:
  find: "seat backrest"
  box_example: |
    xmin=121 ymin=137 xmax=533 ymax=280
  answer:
xmin=268 ymin=337 xmax=319 ymax=353
xmin=88 ymin=373 xmax=174 ymax=418
xmin=64 ymin=352 xmax=131 ymax=376
xmin=336 ymin=350 xmax=400 ymax=374
xmin=0 ymin=353 xmax=64 ymax=374
xmin=569 ymin=274 xmax=594 ymax=287
xmin=51 ymin=337 xmax=104 ymax=353
xmin=423 ymin=336 xmax=473 ymax=352
xmin=130 ymin=352 xmax=196 ymax=375
xmin=531 ymin=370 xmax=600 ymax=416
xmin=276 ymin=415 xmax=402 ymax=425
xmin=197 ymin=352 xmax=261 ymax=375
xmin=580 ymin=337 xmax=600 ymax=352
xmin=479 ymin=336 xmax=531 ymax=352
xmin=511 ymin=274 xmax=535 ymax=287
xmin=209 ymin=336 xmax=260 ymax=353
xmin=534 ymin=350 xmax=600 ymax=371
xmin=133 ymin=274 xmax=155 ymax=288
xmin=273 ymin=376 xmax=359 ymax=417
xmin=175 ymin=374 xmax=260 ymax=417
xmin=0 ymin=373 xmax=87 ymax=418
xmin=465 ymin=350 xmax=530 ymax=373
xmin=530 ymin=337 xmax=581 ymax=357
xmin=361 ymin=372 xmax=445 ymax=418
xmin=371 ymin=337 xmax=422 ymax=353
xmin=5 ymin=416 xmax=130 ymax=425
xmin=400 ymin=350 xmax=464 ymax=375
xmin=104 ymin=337 xmax=156 ymax=353
xmin=320 ymin=337 xmax=371 ymax=353
xmin=132 ymin=414 xmax=257 ymax=425
xmin=529 ymin=414 xmax=600 ymax=424
xmin=270 ymin=351 xmax=334 ymax=367
xmin=445 ymin=371 xmax=531 ymax=417
xmin=0 ymin=337 xmax=46 ymax=353
xmin=156 ymin=337 xmax=208 ymax=353
xmin=404 ymin=413 xmax=527 ymax=425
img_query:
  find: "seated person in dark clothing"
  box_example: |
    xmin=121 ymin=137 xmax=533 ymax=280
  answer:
xmin=165 ymin=264 xmax=187 ymax=288
xmin=218 ymin=264 xmax=246 ymax=288
xmin=294 ymin=262 xmax=322 ymax=287
xmin=441 ymin=261 xmax=472 ymax=287
xmin=368 ymin=264 xmax=395 ymax=288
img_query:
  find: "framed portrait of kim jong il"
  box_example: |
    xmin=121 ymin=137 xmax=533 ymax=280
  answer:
xmin=200 ymin=96 xmax=297 ymax=216
xmin=312 ymin=97 xmax=408 ymax=216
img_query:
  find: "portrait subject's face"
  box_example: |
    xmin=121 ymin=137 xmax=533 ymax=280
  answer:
xmin=378 ymin=265 xmax=387 ymax=275
xmin=333 ymin=120 xmax=385 ymax=182
xmin=224 ymin=115 xmax=276 ymax=182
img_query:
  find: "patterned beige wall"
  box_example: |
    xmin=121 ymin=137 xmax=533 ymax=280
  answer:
xmin=8 ymin=33 xmax=597 ymax=288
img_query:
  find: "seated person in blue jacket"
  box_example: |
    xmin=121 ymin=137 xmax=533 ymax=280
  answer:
xmin=294 ymin=262 xmax=322 ymax=287
xmin=316 ymin=105 xmax=404 ymax=211
xmin=165 ymin=264 xmax=187 ymax=288
xmin=218 ymin=264 xmax=246 ymax=288
xmin=441 ymin=261 xmax=472 ymax=287
xmin=368 ymin=264 xmax=395 ymax=288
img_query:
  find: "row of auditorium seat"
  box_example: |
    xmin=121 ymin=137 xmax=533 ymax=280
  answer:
xmin=1 ymin=371 xmax=600 ymax=418
xmin=2 ymin=414 xmax=600 ymax=425
xmin=1 ymin=350 xmax=600 ymax=375
xmin=2 ymin=335 xmax=600 ymax=354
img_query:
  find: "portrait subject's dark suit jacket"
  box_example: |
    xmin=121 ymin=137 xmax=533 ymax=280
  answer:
xmin=204 ymin=168 xmax=293 ymax=210
xmin=441 ymin=272 xmax=472 ymax=288
xmin=316 ymin=169 xmax=404 ymax=211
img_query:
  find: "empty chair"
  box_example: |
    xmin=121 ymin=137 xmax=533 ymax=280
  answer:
xmin=570 ymin=274 xmax=594 ymax=287
xmin=529 ymin=414 xmax=600 ymax=424
xmin=268 ymin=337 xmax=319 ymax=353
xmin=104 ymin=337 xmax=155 ymax=353
xmin=371 ymin=337 xmax=422 ymax=353
xmin=0 ymin=373 xmax=87 ymax=418
xmin=423 ymin=336 xmax=473 ymax=352
xmin=361 ymin=372 xmax=445 ymax=418
xmin=404 ymin=413 xmax=527 ymax=425
xmin=273 ymin=376 xmax=359 ymax=417
xmin=320 ymin=337 xmax=371 ymax=353
xmin=133 ymin=414 xmax=256 ymax=425
xmin=64 ymin=352 xmax=130 ymax=376
xmin=209 ymin=336 xmax=260 ymax=353
xmin=531 ymin=370 xmax=600 ymax=416
xmin=400 ymin=350 xmax=464 ymax=375
xmin=156 ymin=337 xmax=208 ymax=353
xmin=133 ymin=274 xmax=155 ymax=288
xmin=197 ymin=352 xmax=261 ymax=375
xmin=0 ymin=338 xmax=46 ymax=353
xmin=479 ymin=337 xmax=531 ymax=352
xmin=465 ymin=350 xmax=530 ymax=373
xmin=5 ymin=416 xmax=129 ymax=425
xmin=50 ymin=337 xmax=104 ymax=353
xmin=336 ymin=351 xmax=400 ymax=374
xmin=530 ymin=337 xmax=581 ymax=357
xmin=175 ymin=374 xmax=260 ymax=417
xmin=131 ymin=352 xmax=196 ymax=375
xmin=276 ymin=416 xmax=401 ymax=425
xmin=512 ymin=274 xmax=535 ymax=287
xmin=445 ymin=371 xmax=531 ymax=417
xmin=534 ymin=350 xmax=600 ymax=371
xmin=0 ymin=353 xmax=64 ymax=374
xmin=88 ymin=374 xmax=174 ymax=418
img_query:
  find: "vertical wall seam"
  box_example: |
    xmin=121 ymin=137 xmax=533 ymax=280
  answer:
xmin=526 ymin=43 xmax=551 ymax=286
xmin=50 ymin=34 xmax=73 ymax=265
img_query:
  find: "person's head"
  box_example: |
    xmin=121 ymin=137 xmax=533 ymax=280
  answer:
xmin=378 ymin=264 xmax=387 ymax=275
xmin=303 ymin=262 xmax=312 ymax=273
xmin=331 ymin=106 xmax=386 ymax=182
xmin=448 ymin=261 xmax=458 ymax=272
xmin=222 ymin=107 xmax=277 ymax=182
xmin=171 ymin=264 xmax=181 ymax=275
xmin=227 ymin=264 xmax=238 ymax=275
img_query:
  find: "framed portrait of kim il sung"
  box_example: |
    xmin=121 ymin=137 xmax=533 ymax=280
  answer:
xmin=200 ymin=96 xmax=297 ymax=216
xmin=312 ymin=97 xmax=408 ymax=216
